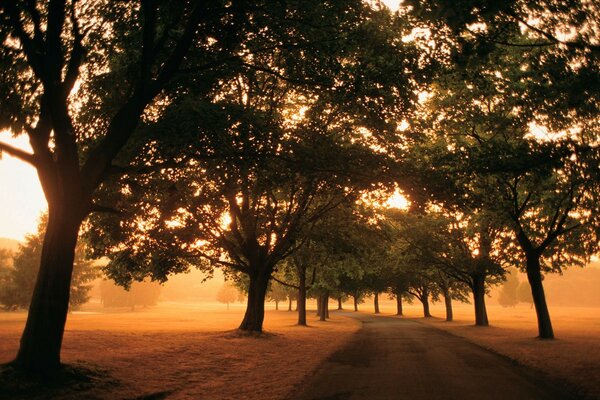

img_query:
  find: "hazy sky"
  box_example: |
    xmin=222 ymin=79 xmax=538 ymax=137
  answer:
xmin=0 ymin=131 xmax=47 ymax=240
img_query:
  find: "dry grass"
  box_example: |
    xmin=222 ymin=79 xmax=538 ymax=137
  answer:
xmin=0 ymin=301 xmax=359 ymax=400
xmin=374 ymin=299 xmax=600 ymax=400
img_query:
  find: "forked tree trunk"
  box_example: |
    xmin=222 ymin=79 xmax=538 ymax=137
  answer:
xmin=373 ymin=292 xmax=380 ymax=314
xmin=444 ymin=290 xmax=453 ymax=322
xmin=239 ymin=269 xmax=270 ymax=332
xmin=353 ymin=295 xmax=358 ymax=312
xmin=337 ymin=297 xmax=343 ymax=310
xmin=526 ymin=253 xmax=554 ymax=339
xmin=396 ymin=295 xmax=403 ymax=316
xmin=472 ymin=273 xmax=489 ymax=326
xmin=14 ymin=206 xmax=82 ymax=372
xmin=297 ymin=266 xmax=307 ymax=326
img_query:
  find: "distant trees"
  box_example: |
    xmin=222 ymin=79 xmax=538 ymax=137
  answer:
xmin=100 ymin=279 xmax=161 ymax=310
xmin=0 ymin=216 xmax=98 ymax=311
xmin=498 ymin=268 xmax=520 ymax=308
xmin=217 ymin=283 xmax=239 ymax=311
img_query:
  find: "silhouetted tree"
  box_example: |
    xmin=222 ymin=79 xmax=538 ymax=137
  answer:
xmin=217 ymin=283 xmax=239 ymax=310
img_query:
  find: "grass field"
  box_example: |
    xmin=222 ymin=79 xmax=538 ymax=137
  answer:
xmin=0 ymin=301 xmax=359 ymax=400
xmin=2 ymin=298 xmax=599 ymax=399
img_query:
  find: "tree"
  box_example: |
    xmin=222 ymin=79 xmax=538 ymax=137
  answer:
xmin=0 ymin=0 xmax=224 ymax=372
xmin=0 ymin=215 xmax=97 ymax=311
xmin=88 ymin=6 xmax=421 ymax=333
xmin=517 ymin=281 xmax=534 ymax=308
xmin=498 ymin=267 xmax=520 ymax=308
xmin=217 ymin=283 xmax=239 ymax=310
xmin=267 ymin=281 xmax=289 ymax=311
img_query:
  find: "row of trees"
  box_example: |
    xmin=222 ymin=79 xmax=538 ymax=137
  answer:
xmin=0 ymin=0 xmax=599 ymax=373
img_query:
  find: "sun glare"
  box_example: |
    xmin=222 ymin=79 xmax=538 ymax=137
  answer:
xmin=0 ymin=131 xmax=47 ymax=241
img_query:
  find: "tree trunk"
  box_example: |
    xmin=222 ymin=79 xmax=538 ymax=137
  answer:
xmin=472 ymin=273 xmax=489 ymax=326
xmin=444 ymin=290 xmax=453 ymax=322
xmin=396 ymin=295 xmax=403 ymax=316
xmin=353 ymin=295 xmax=358 ymax=312
xmin=319 ymin=293 xmax=329 ymax=321
xmin=275 ymin=300 xmax=279 ymax=311
xmin=316 ymin=294 xmax=321 ymax=317
xmin=288 ymin=297 xmax=292 ymax=311
xmin=421 ymin=290 xmax=431 ymax=318
xmin=14 ymin=207 xmax=81 ymax=372
xmin=526 ymin=253 xmax=554 ymax=339
xmin=337 ymin=297 xmax=343 ymax=310
xmin=297 ymin=266 xmax=307 ymax=326
xmin=239 ymin=270 xmax=270 ymax=332
xmin=373 ymin=292 xmax=380 ymax=314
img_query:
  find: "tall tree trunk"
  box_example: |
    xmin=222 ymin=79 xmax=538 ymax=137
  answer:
xmin=337 ymin=297 xmax=343 ymax=310
xmin=444 ymin=290 xmax=453 ymax=322
xmin=297 ymin=266 xmax=307 ymax=326
xmin=373 ymin=292 xmax=380 ymax=314
xmin=396 ymin=294 xmax=403 ymax=316
xmin=353 ymin=294 xmax=358 ymax=312
xmin=472 ymin=273 xmax=489 ymax=326
xmin=421 ymin=289 xmax=431 ymax=318
xmin=14 ymin=206 xmax=81 ymax=372
xmin=316 ymin=294 xmax=321 ymax=317
xmin=288 ymin=297 xmax=292 ymax=311
xmin=319 ymin=292 xmax=329 ymax=321
xmin=526 ymin=253 xmax=554 ymax=339
xmin=239 ymin=269 xmax=270 ymax=332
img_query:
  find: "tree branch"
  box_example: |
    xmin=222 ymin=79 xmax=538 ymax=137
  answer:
xmin=0 ymin=141 xmax=37 ymax=166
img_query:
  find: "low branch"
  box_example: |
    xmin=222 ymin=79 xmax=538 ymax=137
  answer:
xmin=271 ymin=275 xmax=299 ymax=289
xmin=0 ymin=141 xmax=37 ymax=166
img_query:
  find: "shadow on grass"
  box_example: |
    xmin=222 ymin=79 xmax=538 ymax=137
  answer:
xmin=0 ymin=361 xmax=118 ymax=400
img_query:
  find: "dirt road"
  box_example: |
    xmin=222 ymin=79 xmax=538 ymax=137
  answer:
xmin=294 ymin=313 xmax=576 ymax=400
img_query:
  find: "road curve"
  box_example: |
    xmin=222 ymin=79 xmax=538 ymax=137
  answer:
xmin=294 ymin=313 xmax=576 ymax=400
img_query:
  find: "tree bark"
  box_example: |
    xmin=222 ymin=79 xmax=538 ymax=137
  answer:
xmin=444 ymin=290 xmax=453 ymax=322
xmin=239 ymin=269 xmax=270 ymax=332
xmin=353 ymin=294 xmax=358 ymax=312
xmin=396 ymin=295 xmax=403 ymax=316
xmin=275 ymin=300 xmax=279 ymax=311
xmin=337 ymin=297 xmax=343 ymax=310
xmin=319 ymin=292 xmax=329 ymax=321
xmin=297 ymin=266 xmax=307 ymax=326
xmin=288 ymin=296 xmax=292 ymax=311
xmin=373 ymin=292 xmax=380 ymax=314
xmin=525 ymin=253 xmax=554 ymax=339
xmin=14 ymin=206 xmax=82 ymax=372
xmin=420 ymin=289 xmax=431 ymax=317
xmin=316 ymin=294 xmax=321 ymax=317
xmin=472 ymin=273 xmax=489 ymax=326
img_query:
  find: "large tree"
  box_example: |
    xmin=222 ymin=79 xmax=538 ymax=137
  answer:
xmin=87 ymin=7 xmax=421 ymax=333
xmin=0 ymin=0 xmax=232 ymax=372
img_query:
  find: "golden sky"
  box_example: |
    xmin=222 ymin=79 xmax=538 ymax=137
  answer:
xmin=0 ymin=131 xmax=47 ymax=241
